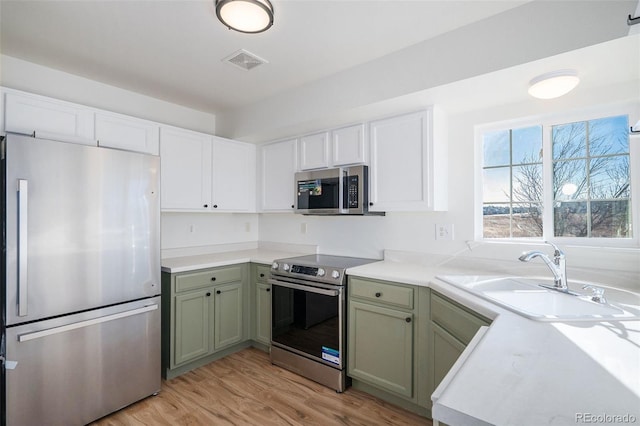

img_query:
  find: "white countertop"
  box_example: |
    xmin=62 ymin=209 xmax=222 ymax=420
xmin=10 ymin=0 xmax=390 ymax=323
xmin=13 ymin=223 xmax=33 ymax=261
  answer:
xmin=346 ymin=259 xmax=640 ymax=426
xmin=161 ymin=248 xmax=309 ymax=273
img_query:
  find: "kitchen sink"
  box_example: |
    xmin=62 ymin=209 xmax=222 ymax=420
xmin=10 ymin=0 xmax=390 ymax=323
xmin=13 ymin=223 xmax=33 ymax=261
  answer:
xmin=437 ymin=275 xmax=640 ymax=321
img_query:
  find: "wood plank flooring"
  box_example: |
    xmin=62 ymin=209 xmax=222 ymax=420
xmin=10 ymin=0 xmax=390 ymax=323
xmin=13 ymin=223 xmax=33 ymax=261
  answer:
xmin=91 ymin=348 xmax=432 ymax=426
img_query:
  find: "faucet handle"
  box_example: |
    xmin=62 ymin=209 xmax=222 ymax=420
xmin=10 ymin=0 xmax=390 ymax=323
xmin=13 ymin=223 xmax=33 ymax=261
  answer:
xmin=544 ymin=241 xmax=564 ymax=257
xmin=582 ymin=285 xmax=607 ymax=304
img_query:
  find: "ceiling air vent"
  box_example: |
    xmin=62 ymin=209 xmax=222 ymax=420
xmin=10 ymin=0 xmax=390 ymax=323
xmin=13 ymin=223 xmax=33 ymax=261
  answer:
xmin=222 ymin=49 xmax=268 ymax=71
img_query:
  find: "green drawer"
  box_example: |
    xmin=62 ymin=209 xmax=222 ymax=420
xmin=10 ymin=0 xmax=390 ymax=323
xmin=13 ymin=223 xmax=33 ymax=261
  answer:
xmin=349 ymin=277 xmax=414 ymax=309
xmin=431 ymin=292 xmax=489 ymax=345
xmin=255 ymin=264 xmax=271 ymax=283
xmin=175 ymin=265 xmax=243 ymax=293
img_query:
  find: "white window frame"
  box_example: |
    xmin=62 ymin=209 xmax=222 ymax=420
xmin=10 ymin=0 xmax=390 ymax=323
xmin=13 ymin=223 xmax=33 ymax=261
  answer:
xmin=475 ymin=102 xmax=640 ymax=248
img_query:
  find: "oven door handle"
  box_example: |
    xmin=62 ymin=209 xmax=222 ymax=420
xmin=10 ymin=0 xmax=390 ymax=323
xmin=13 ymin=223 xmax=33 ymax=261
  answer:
xmin=268 ymin=278 xmax=340 ymax=297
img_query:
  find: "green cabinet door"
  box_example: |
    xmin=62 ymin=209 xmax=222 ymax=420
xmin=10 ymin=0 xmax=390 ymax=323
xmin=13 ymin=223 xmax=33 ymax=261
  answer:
xmin=431 ymin=322 xmax=466 ymax=389
xmin=255 ymin=282 xmax=271 ymax=345
xmin=214 ymin=281 xmax=244 ymax=351
xmin=175 ymin=288 xmax=212 ymax=365
xmin=348 ymin=300 xmax=414 ymax=398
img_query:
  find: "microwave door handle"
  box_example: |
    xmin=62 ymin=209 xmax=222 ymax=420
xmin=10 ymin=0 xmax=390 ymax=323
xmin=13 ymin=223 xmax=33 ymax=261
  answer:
xmin=340 ymin=169 xmax=347 ymax=213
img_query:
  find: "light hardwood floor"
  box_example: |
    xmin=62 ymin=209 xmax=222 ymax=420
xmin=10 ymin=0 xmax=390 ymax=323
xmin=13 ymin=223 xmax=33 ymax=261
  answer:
xmin=91 ymin=348 xmax=432 ymax=425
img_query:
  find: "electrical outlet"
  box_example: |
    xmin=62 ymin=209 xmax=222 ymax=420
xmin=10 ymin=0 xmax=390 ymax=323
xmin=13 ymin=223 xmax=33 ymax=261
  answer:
xmin=435 ymin=224 xmax=454 ymax=240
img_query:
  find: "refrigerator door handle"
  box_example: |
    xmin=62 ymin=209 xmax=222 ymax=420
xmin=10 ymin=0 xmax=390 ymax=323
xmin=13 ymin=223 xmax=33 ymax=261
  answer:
xmin=17 ymin=304 xmax=158 ymax=342
xmin=18 ymin=179 xmax=28 ymax=317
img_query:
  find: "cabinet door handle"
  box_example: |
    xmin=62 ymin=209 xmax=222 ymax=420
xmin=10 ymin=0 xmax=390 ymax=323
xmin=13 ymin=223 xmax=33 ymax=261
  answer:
xmin=291 ymin=205 xmax=295 ymax=209
xmin=216 ymin=290 xmax=221 ymax=294
xmin=266 ymin=288 xmax=271 ymax=292
xmin=375 ymin=292 xmax=382 ymax=298
xmin=203 ymin=204 xmax=209 ymax=208
xmin=369 ymin=202 xmax=374 ymax=206
xmin=206 ymin=292 xmax=211 ymax=297
xmin=211 ymin=277 xmax=216 ymax=281
xmin=405 ymin=317 xmax=412 ymax=323
xmin=260 ymin=273 xmax=265 ymax=278
xmin=213 ymin=205 xmax=218 ymax=208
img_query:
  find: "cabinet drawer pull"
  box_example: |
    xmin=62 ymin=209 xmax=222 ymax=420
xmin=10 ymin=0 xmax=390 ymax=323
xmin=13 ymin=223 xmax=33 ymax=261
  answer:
xmin=211 ymin=277 xmax=216 ymax=281
xmin=216 ymin=290 xmax=221 ymax=294
xmin=203 ymin=204 xmax=209 ymax=208
xmin=260 ymin=273 xmax=265 ymax=278
xmin=375 ymin=292 xmax=382 ymax=298
xmin=206 ymin=292 xmax=211 ymax=297
xmin=213 ymin=204 xmax=218 ymax=208
xmin=405 ymin=317 xmax=412 ymax=323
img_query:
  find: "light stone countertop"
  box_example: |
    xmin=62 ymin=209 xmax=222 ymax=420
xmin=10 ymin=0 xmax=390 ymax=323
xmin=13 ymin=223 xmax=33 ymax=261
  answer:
xmin=160 ymin=248 xmax=310 ymax=273
xmin=346 ymin=259 xmax=640 ymax=426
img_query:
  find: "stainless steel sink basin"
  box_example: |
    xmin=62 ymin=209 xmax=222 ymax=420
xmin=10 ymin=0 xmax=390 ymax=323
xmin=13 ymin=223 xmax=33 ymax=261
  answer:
xmin=437 ymin=275 xmax=640 ymax=321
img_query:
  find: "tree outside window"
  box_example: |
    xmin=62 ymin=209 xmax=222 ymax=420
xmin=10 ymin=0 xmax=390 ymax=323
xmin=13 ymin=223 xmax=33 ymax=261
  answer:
xmin=481 ymin=115 xmax=631 ymax=240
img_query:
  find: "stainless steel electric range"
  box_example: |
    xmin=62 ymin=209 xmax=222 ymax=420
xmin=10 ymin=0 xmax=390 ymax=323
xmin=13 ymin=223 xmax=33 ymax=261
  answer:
xmin=268 ymin=254 xmax=377 ymax=392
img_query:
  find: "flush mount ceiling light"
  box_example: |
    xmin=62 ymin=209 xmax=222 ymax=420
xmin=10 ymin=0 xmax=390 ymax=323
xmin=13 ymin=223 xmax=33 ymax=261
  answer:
xmin=215 ymin=0 xmax=274 ymax=34
xmin=528 ymin=70 xmax=580 ymax=99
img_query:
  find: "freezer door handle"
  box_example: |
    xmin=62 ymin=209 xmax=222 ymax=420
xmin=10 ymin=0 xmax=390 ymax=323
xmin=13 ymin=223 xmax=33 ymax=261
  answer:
xmin=18 ymin=179 xmax=28 ymax=317
xmin=17 ymin=304 xmax=159 ymax=342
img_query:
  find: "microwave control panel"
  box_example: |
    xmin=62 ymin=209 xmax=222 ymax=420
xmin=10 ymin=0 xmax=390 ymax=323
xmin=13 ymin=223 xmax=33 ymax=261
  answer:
xmin=346 ymin=175 xmax=359 ymax=208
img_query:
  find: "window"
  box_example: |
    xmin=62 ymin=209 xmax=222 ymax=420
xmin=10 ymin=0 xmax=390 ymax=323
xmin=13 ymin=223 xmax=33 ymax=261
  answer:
xmin=480 ymin=113 xmax=632 ymax=241
xmin=482 ymin=126 xmax=543 ymax=238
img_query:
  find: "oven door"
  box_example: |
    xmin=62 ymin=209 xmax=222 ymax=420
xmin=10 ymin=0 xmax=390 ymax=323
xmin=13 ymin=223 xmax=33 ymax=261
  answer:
xmin=269 ymin=278 xmax=344 ymax=369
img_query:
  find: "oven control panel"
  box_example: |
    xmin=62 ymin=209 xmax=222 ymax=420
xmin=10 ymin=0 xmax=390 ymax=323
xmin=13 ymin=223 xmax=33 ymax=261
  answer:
xmin=272 ymin=262 xmax=342 ymax=281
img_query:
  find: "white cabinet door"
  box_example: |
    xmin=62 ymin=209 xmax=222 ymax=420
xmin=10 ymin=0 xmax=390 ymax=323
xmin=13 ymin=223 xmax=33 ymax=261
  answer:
xmin=259 ymin=139 xmax=297 ymax=211
xmin=4 ymin=91 xmax=95 ymax=145
xmin=211 ymin=137 xmax=256 ymax=212
xmin=369 ymin=108 xmax=447 ymax=211
xmin=298 ymin=131 xmax=329 ymax=170
xmin=95 ymin=112 xmax=159 ymax=155
xmin=160 ymin=127 xmax=212 ymax=210
xmin=332 ymin=123 xmax=366 ymax=166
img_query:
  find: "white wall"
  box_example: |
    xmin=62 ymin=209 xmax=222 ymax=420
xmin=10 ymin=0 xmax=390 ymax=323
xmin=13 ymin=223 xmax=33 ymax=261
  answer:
xmin=161 ymin=213 xmax=259 ymax=256
xmin=0 ymin=55 xmax=217 ymax=134
xmin=258 ymin=78 xmax=640 ymax=284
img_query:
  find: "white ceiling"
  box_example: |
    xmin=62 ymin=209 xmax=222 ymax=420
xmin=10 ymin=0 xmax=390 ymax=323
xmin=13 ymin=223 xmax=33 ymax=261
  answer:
xmin=0 ymin=0 xmax=532 ymax=114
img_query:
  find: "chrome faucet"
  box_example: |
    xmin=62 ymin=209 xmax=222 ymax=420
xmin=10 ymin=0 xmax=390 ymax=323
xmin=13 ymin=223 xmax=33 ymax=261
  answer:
xmin=519 ymin=241 xmax=569 ymax=292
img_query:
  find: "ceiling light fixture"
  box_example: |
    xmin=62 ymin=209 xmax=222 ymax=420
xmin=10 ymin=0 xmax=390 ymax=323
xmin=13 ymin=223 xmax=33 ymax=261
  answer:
xmin=528 ymin=70 xmax=580 ymax=99
xmin=215 ymin=0 xmax=274 ymax=34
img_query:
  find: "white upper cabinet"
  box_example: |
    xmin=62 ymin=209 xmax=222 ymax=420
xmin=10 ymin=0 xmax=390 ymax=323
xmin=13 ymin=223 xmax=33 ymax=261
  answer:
xmin=298 ymin=131 xmax=329 ymax=170
xmin=160 ymin=127 xmax=212 ymax=211
xmin=298 ymin=124 xmax=367 ymax=170
xmin=95 ymin=111 xmax=160 ymax=155
xmin=332 ymin=123 xmax=367 ymax=166
xmin=211 ymin=136 xmax=256 ymax=212
xmin=369 ymin=108 xmax=447 ymax=212
xmin=4 ymin=91 xmax=95 ymax=145
xmin=259 ymin=139 xmax=297 ymax=211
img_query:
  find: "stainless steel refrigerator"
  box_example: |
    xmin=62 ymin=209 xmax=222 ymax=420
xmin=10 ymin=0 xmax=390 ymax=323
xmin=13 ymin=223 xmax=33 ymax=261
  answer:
xmin=1 ymin=133 xmax=161 ymax=426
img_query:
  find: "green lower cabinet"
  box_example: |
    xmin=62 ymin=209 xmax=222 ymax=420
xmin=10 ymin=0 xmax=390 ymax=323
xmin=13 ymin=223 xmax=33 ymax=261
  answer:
xmin=214 ymin=281 xmax=244 ymax=351
xmin=348 ymin=300 xmax=414 ymax=398
xmin=254 ymin=282 xmax=271 ymax=345
xmin=427 ymin=290 xmax=491 ymax=399
xmin=431 ymin=322 xmax=466 ymax=387
xmin=175 ymin=288 xmax=212 ymax=365
xmin=162 ymin=264 xmax=250 ymax=379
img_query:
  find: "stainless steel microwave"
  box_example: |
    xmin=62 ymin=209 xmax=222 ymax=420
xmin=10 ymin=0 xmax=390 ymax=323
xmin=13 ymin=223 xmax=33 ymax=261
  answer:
xmin=295 ymin=165 xmax=379 ymax=215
